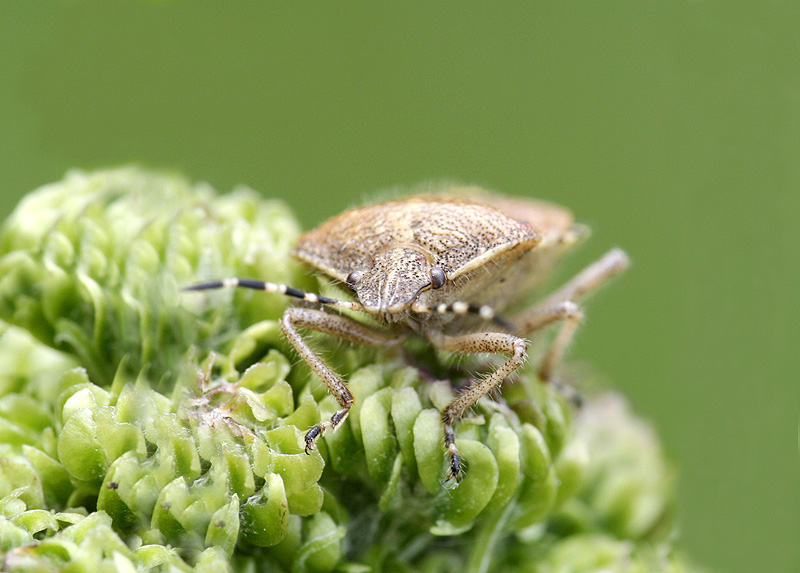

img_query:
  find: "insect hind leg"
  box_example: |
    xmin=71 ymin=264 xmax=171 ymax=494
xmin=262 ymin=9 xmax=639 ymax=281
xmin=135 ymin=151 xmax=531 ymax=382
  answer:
xmin=510 ymin=248 xmax=629 ymax=381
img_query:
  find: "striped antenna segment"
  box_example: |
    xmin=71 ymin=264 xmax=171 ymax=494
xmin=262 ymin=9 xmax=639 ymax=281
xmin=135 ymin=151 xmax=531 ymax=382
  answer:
xmin=182 ymin=278 xmax=365 ymax=312
xmin=412 ymin=301 xmax=514 ymax=330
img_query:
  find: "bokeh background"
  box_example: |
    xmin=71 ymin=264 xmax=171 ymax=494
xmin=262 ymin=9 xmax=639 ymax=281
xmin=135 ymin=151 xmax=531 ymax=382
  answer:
xmin=1 ymin=3 xmax=797 ymax=571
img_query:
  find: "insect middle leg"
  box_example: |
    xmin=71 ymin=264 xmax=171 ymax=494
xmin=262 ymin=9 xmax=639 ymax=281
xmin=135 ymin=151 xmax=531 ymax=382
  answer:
xmin=426 ymin=330 xmax=527 ymax=482
xmin=280 ymin=307 xmax=405 ymax=452
xmin=511 ymin=248 xmax=629 ymax=380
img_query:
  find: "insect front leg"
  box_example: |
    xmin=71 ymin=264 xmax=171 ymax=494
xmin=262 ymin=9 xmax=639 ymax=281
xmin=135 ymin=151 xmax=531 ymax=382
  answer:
xmin=426 ymin=330 xmax=527 ymax=483
xmin=511 ymin=248 xmax=629 ymax=381
xmin=280 ymin=307 xmax=405 ymax=452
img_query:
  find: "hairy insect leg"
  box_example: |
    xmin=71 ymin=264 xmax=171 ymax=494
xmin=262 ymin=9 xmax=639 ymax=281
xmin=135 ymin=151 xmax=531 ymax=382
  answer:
xmin=280 ymin=307 xmax=405 ymax=452
xmin=427 ymin=330 xmax=527 ymax=482
xmin=535 ymin=248 xmax=629 ymax=308
xmin=511 ymin=301 xmax=583 ymax=381
xmin=511 ymin=248 xmax=629 ymax=381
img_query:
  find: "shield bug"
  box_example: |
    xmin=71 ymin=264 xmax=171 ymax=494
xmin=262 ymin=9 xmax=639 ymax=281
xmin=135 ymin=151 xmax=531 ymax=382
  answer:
xmin=185 ymin=188 xmax=629 ymax=483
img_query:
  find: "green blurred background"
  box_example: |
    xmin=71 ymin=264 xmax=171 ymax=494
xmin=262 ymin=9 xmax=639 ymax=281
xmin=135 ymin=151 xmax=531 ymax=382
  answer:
xmin=1 ymin=3 xmax=797 ymax=571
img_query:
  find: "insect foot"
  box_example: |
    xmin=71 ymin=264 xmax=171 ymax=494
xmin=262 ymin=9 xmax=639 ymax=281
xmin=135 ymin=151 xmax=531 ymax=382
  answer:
xmin=184 ymin=192 xmax=628 ymax=485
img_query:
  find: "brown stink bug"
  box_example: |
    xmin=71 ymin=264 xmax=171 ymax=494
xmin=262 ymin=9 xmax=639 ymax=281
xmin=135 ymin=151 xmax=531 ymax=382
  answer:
xmin=184 ymin=188 xmax=629 ymax=483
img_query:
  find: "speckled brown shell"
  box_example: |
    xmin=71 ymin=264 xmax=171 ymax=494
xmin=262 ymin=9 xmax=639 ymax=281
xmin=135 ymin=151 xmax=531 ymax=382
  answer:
xmin=293 ymin=196 xmax=542 ymax=283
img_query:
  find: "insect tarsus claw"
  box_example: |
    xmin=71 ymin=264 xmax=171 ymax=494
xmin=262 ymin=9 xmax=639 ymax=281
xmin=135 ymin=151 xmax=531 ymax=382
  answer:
xmin=304 ymin=426 xmax=322 ymax=454
xmin=445 ymin=452 xmax=462 ymax=484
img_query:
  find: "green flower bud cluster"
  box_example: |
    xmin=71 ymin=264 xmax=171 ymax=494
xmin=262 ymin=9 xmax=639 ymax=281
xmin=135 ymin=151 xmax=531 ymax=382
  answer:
xmin=0 ymin=322 xmax=346 ymax=571
xmin=494 ymin=394 xmax=701 ymax=573
xmin=0 ymin=167 xmax=308 ymax=388
xmin=568 ymin=394 xmax=676 ymax=540
xmin=0 ymin=168 xmax=702 ymax=572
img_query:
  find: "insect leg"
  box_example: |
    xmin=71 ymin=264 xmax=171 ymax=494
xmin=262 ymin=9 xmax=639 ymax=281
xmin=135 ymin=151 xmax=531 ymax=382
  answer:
xmin=426 ymin=330 xmax=527 ymax=483
xmin=511 ymin=248 xmax=629 ymax=380
xmin=280 ymin=307 xmax=405 ymax=452
xmin=534 ymin=248 xmax=629 ymax=308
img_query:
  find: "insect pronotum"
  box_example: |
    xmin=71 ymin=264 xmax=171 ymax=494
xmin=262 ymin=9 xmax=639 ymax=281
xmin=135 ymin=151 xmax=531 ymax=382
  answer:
xmin=185 ymin=189 xmax=629 ymax=483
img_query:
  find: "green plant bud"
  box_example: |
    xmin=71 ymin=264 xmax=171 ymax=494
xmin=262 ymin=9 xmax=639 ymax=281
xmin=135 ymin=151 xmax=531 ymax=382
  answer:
xmin=1 ymin=471 xmax=44 ymax=516
xmin=269 ymin=514 xmax=304 ymax=571
xmin=0 ymin=394 xmax=52 ymax=437
xmin=541 ymin=393 xmax=569 ymax=458
xmin=250 ymin=427 xmax=326 ymax=516
xmin=57 ymin=408 xmax=107 ymax=482
xmin=286 ymin=481 xmax=325 ymax=518
xmin=62 ymin=511 xmax=120 ymax=546
xmin=431 ymin=439 xmax=499 ymax=534
xmin=530 ymin=533 xmax=703 ymax=573
xmin=230 ymin=383 xmax=293 ymax=426
xmin=552 ymin=436 xmax=589 ymax=510
xmin=377 ymin=453 xmax=404 ymax=510
xmin=0 ymin=324 xmax=77 ymax=401
xmin=240 ymin=472 xmax=290 ymax=547
xmin=0 ymin=418 xmax=34 ymax=450
xmin=317 ymin=397 xmax=361 ymax=477
xmin=225 ymin=320 xmax=288 ymax=374
xmin=263 ymin=442 xmax=324 ymax=501
xmin=97 ymin=453 xmax=145 ymax=533
xmin=194 ymin=546 xmax=235 ymax=572
xmin=94 ymin=407 xmax=148 ymax=463
xmin=0 ymin=516 xmax=35 ymax=551
xmin=426 ymin=379 xmax=456 ymax=411
xmin=223 ymin=444 xmax=257 ymax=498
xmin=53 ymin=510 xmax=89 ymax=527
xmin=390 ymin=385 xmax=423 ymax=474
xmin=360 ymin=387 xmax=398 ymax=482
xmin=281 ymin=392 xmax=321 ymax=432
xmin=573 ymin=394 xmax=676 ymax=541
xmin=413 ymin=408 xmax=445 ymax=495
xmin=12 ymin=509 xmax=59 ymax=537
xmin=510 ymin=423 xmax=558 ymax=529
xmin=342 ymin=365 xmax=384 ymax=445
xmin=133 ymin=544 xmax=194 ymax=571
xmin=485 ymin=414 xmax=522 ymax=508
xmin=2 ymin=499 xmax=27 ymax=522
xmin=21 ymin=445 xmax=73 ymax=508
xmin=151 ymin=477 xmax=195 ymax=545
xmin=297 ymin=511 xmax=346 ymax=573
xmin=58 ymin=381 xmax=110 ymax=424
xmin=237 ymin=349 xmax=292 ymax=391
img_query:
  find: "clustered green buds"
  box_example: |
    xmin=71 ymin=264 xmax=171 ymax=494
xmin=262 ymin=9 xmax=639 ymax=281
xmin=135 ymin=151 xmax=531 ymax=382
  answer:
xmin=0 ymin=169 xmax=702 ymax=572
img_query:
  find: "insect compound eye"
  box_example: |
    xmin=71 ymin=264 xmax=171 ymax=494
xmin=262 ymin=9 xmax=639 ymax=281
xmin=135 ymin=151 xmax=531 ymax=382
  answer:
xmin=345 ymin=270 xmax=363 ymax=288
xmin=430 ymin=267 xmax=446 ymax=289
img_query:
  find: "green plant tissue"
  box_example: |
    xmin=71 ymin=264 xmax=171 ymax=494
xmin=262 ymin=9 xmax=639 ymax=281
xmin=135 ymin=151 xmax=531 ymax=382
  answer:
xmin=0 ymin=168 xmax=703 ymax=572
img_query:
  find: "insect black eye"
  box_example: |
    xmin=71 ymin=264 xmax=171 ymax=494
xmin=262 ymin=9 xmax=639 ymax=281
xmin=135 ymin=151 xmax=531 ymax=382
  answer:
xmin=430 ymin=267 xmax=446 ymax=289
xmin=345 ymin=270 xmax=363 ymax=287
